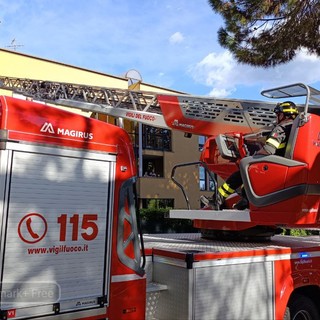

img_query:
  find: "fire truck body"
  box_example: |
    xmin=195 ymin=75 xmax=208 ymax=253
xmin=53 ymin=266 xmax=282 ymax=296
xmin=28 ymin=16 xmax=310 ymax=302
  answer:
xmin=144 ymin=233 xmax=320 ymax=320
xmin=0 ymin=78 xmax=319 ymax=319
xmin=0 ymin=96 xmax=145 ymax=319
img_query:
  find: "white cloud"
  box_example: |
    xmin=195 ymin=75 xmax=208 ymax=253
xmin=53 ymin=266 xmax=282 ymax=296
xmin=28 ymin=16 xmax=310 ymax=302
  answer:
xmin=210 ymin=87 xmax=234 ymax=97
xmin=189 ymin=49 xmax=320 ymax=98
xmin=169 ymin=32 xmax=184 ymax=44
xmin=189 ymin=51 xmax=235 ymax=96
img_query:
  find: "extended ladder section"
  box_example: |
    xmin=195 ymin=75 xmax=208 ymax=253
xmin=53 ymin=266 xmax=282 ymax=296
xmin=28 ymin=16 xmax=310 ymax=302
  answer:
xmin=0 ymin=76 xmax=168 ymax=128
xmin=0 ymin=76 xmax=278 ymax=135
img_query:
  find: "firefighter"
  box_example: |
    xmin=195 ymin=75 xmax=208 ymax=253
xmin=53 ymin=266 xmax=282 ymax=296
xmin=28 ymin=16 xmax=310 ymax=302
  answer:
xmin=202 ymin=101 xmax=299 ymax=210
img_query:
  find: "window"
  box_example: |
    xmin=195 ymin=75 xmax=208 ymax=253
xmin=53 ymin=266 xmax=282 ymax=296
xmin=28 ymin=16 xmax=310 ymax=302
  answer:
xmin=141 ymin=198 xmax=174 ymax=209
xmin=142 ymin=125 xmax=171 ymax=151
xmin=199 ymin=166 xmax=215 ymax=191
xmin=199 ymin=136 xmax=215 ymax=191
xmin=142 ymin=156 xmax=164 ymax=177
xmin=199 ymin=136 xmax=206 ymax=151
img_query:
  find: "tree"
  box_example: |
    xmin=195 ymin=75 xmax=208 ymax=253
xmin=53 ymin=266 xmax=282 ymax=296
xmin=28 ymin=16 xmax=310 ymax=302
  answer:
xmin=208 ymin=0 xmax=320 ymax=67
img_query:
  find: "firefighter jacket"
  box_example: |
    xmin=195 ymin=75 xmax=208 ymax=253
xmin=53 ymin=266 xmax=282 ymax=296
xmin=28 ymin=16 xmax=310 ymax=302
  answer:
xmin=263 ymin=119 xmax=294 ymax=156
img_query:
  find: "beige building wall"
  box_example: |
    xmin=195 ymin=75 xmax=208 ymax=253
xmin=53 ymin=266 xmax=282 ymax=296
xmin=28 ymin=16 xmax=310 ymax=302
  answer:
xmin=0 ymin=49 xmax=178 ymax=93
xmin=137 ymin=130 xmax=206 ymax=209
xmin=0 ymin=49 xmax=212 ymax=209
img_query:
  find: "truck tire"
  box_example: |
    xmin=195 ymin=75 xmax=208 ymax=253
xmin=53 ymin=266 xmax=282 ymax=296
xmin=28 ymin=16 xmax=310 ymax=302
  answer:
xmin=284 ymin=293 xmax=319 ymax=320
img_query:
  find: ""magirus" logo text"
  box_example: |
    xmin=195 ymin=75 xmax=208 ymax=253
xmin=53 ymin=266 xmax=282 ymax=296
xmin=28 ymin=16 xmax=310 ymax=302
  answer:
xmin=40 ymin=122 xmax=93 ymax=140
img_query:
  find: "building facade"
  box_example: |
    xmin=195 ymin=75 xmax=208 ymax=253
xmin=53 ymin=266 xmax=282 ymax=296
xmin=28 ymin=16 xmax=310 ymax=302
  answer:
xmin=0 ymin=49 xmax=214 ymax=209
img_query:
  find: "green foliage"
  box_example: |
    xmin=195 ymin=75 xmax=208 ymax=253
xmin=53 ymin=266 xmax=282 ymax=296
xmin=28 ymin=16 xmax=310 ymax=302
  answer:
xmin=139 ymin=208 xmax=196 ymax=234
xmin=281 ymin=228 xmax=319 ymax=236
xmin=209 ymin=0 xmax=320 ymax=67
xmin=145 ymin=199 xmax=159 ymax=210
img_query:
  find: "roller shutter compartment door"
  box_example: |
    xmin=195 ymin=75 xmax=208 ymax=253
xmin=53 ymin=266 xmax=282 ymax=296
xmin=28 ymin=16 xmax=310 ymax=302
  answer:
xmin=1 ymin=150 xmax=114 ymax=312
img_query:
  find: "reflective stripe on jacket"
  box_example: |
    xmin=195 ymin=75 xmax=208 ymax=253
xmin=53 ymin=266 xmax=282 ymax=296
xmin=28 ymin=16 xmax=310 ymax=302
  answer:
xmin=264 ymin=120 xmax=293 ymax=156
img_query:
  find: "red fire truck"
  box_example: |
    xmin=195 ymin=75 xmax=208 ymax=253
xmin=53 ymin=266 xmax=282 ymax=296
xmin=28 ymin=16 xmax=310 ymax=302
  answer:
xmin=0 ymin=77 xmax=318 ymax=320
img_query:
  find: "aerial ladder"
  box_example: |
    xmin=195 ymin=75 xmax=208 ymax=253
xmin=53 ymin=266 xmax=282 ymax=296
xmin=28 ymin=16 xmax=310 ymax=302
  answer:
xmin=0 ymin=76 xmax=319 ymax=240
xmin=0 ymin=76 xmax=276 ymax=134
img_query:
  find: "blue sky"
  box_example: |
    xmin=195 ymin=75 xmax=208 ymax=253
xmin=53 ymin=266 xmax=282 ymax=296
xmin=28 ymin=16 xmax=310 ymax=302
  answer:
xmin=1 ymin=0 xmax=320 ymax=100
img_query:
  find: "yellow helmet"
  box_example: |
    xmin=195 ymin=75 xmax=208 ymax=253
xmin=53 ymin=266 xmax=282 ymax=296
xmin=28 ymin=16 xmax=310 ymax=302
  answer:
xmin=274 ymin=101 xmax=299 ymax=116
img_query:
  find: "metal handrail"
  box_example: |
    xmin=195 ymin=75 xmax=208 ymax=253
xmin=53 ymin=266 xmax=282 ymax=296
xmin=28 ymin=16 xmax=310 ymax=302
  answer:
xmin=171 ymin=161 xmax=217 ymax=210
